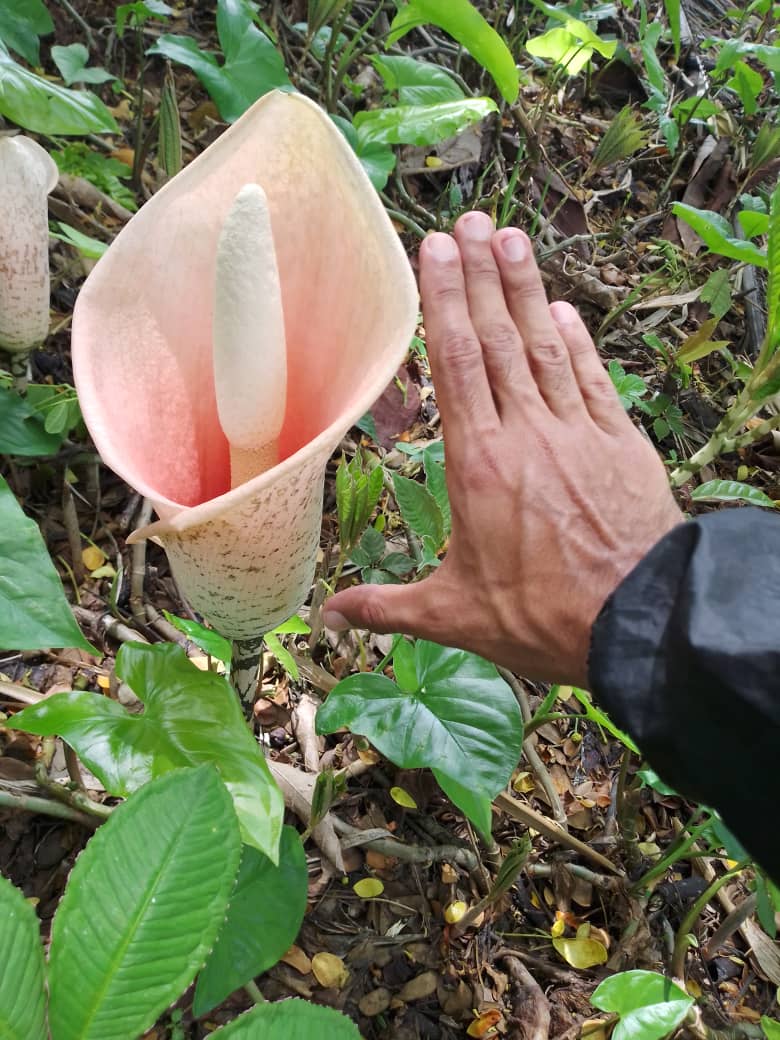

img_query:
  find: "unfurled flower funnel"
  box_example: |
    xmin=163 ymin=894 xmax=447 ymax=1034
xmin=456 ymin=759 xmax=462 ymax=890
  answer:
xmin=0 ymin=136 xmax=58 ymax=386
xmin=72 ymin=91 xmax=418 ymax=642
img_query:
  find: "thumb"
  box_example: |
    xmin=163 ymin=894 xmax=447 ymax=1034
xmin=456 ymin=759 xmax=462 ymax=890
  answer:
xmin=323 ymin=577 xmax=442 ymax=642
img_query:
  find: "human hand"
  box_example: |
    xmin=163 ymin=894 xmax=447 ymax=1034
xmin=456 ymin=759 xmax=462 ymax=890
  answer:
xmin=323 ymin=212 xmax=683 ymax=687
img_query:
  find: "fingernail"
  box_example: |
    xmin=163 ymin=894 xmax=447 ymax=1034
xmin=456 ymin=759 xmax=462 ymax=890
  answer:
xmin=550 ymin=300 xmax=578 ymax=325
xmin=424 ymin=233 xmax=459 ymax=260
xmin=459 ymin=211 xmax=493 ymax=241
xmin=499 ymin=230 xmax=528 ymax=262
xmin=323 ymin=608 xmax=351 ymax=632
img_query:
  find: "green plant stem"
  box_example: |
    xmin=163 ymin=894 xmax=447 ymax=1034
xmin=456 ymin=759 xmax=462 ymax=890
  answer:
xmin=670 ymin=867 xmax=744 ymax=980
xmin=34 ymin=761 xmax=113 ymax=819
xmin=632 ymin=817 xmax=712 ymax=892
xmin=244 ymin=980 xmax=266 ymax=1004
xmin=0 ymin=789 xmax=100 ymax=828
xmin=670 ymin=409 xmax=780 ymax=487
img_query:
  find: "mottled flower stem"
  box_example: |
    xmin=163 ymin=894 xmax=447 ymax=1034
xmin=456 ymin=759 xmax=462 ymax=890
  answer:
xmin=231 ymin=635 xmax=265 ymax=718
xmin=7 ymin=350 xmax=31 ymax=393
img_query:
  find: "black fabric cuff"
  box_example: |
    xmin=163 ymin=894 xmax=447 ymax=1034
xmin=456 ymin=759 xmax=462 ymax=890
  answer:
xmin=588 ymin=508 xmax=780 ymax=880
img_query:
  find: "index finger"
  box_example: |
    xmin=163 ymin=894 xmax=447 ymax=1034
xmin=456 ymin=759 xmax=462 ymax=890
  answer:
xmin=419 ymin=233 xmax=498 ymax=450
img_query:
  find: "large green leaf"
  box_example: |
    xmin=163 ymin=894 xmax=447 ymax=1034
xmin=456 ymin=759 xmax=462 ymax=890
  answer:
xmin=0 ymin=873 xmax=46 ymax=1040
xmin=193 ymin=827 xmax=308 ymax=1015
xmin=388 ymin=0 xmax=519 ymax=103
xmin=591 ymin=971 xmax=693 ymax=1040
xmin=672 ymin=203 xmax=767 ymax=267
xmin=213 ymin=1000 xmax=362 ymax=1038
xmin=372 ymin=54 xmax=465 ymax=104
xmin=0 ymin=42 xmax=117 ymax=134
xmin=0 ymin=0 xmax=52 ymax=65
xmin=355 ymin=97 xmax=497 ymax=148
xmin=316 ymin=640 xmax=523 ymax=832
xmin=0 ymin=386 xmax=63 ymax=456
xmin=8 ymin=642 xmax=284 ymax=860
xmin=0 ymin=476 xmax=94 ymax=652
xmin=149 ymin=1 xmax=290 ymax=124
xmin=48 ymin=766 xmax=241 ymax=1040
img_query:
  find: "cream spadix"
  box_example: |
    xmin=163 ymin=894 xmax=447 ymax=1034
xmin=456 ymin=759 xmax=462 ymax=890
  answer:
xmin=214 ymin=183 xmax=287 ymax=488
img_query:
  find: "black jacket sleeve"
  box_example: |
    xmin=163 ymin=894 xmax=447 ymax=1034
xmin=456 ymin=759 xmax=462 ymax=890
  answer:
xmin=588 ymin=508 xmax=780 ymax=881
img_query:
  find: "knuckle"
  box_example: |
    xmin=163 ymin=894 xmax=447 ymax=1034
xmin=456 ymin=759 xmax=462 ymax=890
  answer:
xmin=359 ymin=588 xmax=391 ymax=633
xmin=430 ymin=280 xmax=464 ymax=305
xmin=481 ymin=322 xmax=519 ymax=355
xmin=464 ymin=254 xmax=499 ymax=281
xmin=441 ymin=330 xmax=481 ymax=371
xmin=529 ymin=338 xmax=568 ymax=367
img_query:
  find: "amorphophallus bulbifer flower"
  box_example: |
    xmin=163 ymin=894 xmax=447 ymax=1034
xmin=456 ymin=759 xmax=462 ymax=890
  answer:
xmin=0 ymin=135 xmax=58 ymax=390
xmin=72 ymin=91 xmax=418 ymax=701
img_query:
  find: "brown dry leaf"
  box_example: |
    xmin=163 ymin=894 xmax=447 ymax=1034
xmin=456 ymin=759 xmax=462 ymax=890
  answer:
xmin=743 ymin=918 xmax=780 ymax=985
xmin=399 ymin=971 xmax=439 ymax=1002
xmin=359 ymin=988 xmax=391 ymax=1017
xmin=311 ymin=951 xmax=349 ymax=989
xmin=281 ymin=944 xmax=312 ymax=976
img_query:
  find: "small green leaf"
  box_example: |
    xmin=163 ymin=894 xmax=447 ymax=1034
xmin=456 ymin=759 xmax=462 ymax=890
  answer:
xmin=51 ymin=43 xmax=116 ymax=85
xmin=391 ymin=635 xmax=417 ymax=693
xmin=392 ymin=472 xmax=444 ymax=546
xmin=0 ymin=476 xmax=94 ymax=652
xmin=672 ymin=203 xmax=767 ymax=267
xmin=51 ymin=223 xmax=109 ymax=260
xmin=527 ymin=18 xmax=616 ymax=76
xmin=607 ymin=360 xmax=648 ymax=410
xmin=0 ymin=0 xmax=53 ymax=65
xmin=761 ymin=1016 xmax=780 ymax=1040
xmin=212 ymin=999 xmax=362 ymax=1039
xmin=372 ymin=54 xmax=465 ymax=105
xmin=263 ymin=631 xmax=298 ymax=680
xmin=0 ymin=41 xmax=118 ymax=134
xmin=0 ymin=872 xmax=46 ymax=1040
xmin=193 ymin=828 xmax=308 ymax=1016
xmin=690 ymin=479 xmax=776 ymax=509
xmin=591 ymin=970 xmax=693 ymax=1040
xmin=9 ymin=642 xmax=284 ymax=860
xmin=388 ymin=0 xmax=519 ymax=103
xmin=355 ymin=97 xmax=497 ymax=148
xmin=0 ymin=386 xmax=63 ymax=456
xmin=570 ymin=688 xmax=640 ymax=753
xmin=317 ymin=640 xmax=524 ymax=833
xmin=699 ymin=269 xmax=732 ymax=320
xmin=149 ymin=14 xmax=291 ymax=125
xmin=48 ymin=766 xmax=241 ymax=1040
xmin=425 ymin=459 xmax=451 ymax=537
xmin=162 ymin=611 xmax=232 ymax=663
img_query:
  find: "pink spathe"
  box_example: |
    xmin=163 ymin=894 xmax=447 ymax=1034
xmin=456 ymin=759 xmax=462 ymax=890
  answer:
xmin=73 ymin=91 xmax=418 ymax=638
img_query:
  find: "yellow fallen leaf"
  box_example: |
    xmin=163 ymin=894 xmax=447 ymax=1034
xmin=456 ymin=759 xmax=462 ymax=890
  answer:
xmin=551 ymin=916 xmax=566 ymax=938
xmin=390 ymin=786 xmax=417 ymax=809
xmin=553 ymin=936 xmax=608 ymax=969
xmin=311 ymin=951 xmax=349 ymax=989
xmin=81 ymin=545 xmax=105 ymax=571
xmin=444 ymin=900 xmax=468 ymax=924
xmin=353 ymin=877 xmax=384 ymax=899
xmin=425 ymin=155 xmax=444 ymax=168
xmin=512 ymin=771 xmax=535 ymax=793
xmin=96 ymin=674 xmax=111 ymax=690
xmin=466 ymin=1009 xmax=502 ymax=1037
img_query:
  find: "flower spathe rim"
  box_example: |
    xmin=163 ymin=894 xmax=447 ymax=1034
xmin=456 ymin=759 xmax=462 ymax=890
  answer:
xmin=73 ymin=90 xmax=419 ymax=536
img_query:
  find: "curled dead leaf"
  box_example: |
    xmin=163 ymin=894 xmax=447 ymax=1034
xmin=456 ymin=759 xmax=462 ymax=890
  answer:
xmin=311 ymin=951 xmax=349 ymax=990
